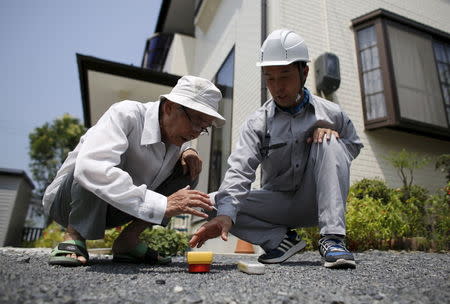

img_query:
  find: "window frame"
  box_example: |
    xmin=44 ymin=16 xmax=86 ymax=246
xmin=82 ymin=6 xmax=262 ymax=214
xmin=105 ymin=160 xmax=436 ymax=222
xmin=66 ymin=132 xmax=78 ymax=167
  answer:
xmin=208 ymin=47 xmax=235 ymax=193
xmin=352 ymin=9 xmax=450 ymax=140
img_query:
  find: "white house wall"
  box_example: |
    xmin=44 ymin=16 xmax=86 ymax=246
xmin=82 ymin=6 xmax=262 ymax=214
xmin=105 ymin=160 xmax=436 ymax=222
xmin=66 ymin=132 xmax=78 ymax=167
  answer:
xmin=163 ymin=34 xmax=196 ymax=76
xmin=268 ymin=0 xmax=450 ymax=191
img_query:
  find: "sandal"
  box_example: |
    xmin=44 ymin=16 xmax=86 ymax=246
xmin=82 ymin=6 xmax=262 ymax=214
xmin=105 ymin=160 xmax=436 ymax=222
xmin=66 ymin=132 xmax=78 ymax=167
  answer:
xmin=48 ymin=240 xmax=89 ymax=266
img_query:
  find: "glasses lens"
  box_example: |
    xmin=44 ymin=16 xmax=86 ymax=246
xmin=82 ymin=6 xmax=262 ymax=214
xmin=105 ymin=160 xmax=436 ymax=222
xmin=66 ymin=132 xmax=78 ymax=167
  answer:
xmin=182 ymin=107 xmax=211 ymax=135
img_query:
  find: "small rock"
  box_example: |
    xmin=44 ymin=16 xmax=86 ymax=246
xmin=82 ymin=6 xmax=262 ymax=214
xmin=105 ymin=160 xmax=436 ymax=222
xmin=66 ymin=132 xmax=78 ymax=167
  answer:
xmin=156 ymin=279 xmax=166 ymax=285
xmin=39 ymin=285 xmax=49 ymax=293
xmin=173 ymin=286 xmax=184 ymax=293
xmin=17 ymin=257 xmax=30 ymax=263
xmin=373 ymin=293 xmax=385 ymax=300
xmin=184 ymin=294 xmax=203 ymax=303
xmin=61 ymin=295 xmax=75 ymax=304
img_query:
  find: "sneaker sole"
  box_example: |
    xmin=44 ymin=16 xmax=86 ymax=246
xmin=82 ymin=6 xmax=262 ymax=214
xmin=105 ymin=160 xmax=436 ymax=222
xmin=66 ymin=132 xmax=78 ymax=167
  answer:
xmin=258 ymin=240 xmax=307 ymax=264
xmin=324 ymin=258 xmax=356 ymax=269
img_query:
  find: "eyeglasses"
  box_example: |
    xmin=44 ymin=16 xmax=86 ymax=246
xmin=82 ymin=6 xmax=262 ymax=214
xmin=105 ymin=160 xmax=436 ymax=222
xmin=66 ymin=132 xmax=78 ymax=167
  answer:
xmin=180 ymin=106 xmax=210 ymax=136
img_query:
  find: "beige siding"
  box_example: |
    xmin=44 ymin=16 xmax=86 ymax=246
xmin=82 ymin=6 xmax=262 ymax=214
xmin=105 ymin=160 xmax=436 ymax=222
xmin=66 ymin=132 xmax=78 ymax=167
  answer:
xmin=272 ymin=0 xmax=450 ymax=191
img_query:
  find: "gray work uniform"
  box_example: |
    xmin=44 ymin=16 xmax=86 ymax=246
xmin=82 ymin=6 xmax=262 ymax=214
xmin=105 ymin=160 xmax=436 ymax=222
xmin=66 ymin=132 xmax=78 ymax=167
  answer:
xmin=214 ymin=91 xmax=363 ymax=250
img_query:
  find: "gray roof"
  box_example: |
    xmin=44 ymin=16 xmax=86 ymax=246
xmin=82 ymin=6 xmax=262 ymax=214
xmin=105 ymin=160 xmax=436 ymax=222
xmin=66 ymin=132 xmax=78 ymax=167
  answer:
xmin=0 ymin=168 xmax=35 ymax=189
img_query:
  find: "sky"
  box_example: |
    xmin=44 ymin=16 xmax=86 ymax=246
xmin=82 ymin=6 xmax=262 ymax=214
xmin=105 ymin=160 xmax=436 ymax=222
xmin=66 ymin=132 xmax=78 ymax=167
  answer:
xmin=0 ymin=0 xmax=163 ymax=183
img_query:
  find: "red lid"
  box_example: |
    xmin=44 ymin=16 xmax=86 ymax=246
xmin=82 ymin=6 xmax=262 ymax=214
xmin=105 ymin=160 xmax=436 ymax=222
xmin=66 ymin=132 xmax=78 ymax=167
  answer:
xmin=188 ymin=264 xmax=211 ymax=273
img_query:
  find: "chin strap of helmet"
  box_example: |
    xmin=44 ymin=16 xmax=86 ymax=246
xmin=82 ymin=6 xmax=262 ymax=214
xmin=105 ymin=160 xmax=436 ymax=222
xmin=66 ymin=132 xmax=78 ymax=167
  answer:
xmin=296 ymin=62 xmax=306 ymax=104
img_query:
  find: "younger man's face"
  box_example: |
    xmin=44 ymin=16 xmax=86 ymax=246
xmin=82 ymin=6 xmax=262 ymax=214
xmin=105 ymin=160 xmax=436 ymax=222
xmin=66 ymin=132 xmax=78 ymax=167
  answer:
xmin=263 ymin=63 xmax=308 ymax=108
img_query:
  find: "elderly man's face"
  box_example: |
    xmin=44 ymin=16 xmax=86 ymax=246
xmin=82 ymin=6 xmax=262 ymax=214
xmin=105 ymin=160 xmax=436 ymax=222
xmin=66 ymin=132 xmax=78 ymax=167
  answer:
xmin=161 ymin=101 xmax=215 ymax=146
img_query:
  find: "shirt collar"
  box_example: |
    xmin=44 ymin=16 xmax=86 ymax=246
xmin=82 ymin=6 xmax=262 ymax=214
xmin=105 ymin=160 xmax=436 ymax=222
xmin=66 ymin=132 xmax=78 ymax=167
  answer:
xmin=273 ymin=87 xmax=314 ymax=114
xmin=141 ymin=101 xmax=163 ymax=146
xmin=305 ymin=88 xmax=318 ymax=109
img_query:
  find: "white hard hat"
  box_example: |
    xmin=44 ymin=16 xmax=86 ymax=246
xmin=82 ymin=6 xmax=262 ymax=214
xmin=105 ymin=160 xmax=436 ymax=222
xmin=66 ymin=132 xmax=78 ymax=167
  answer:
xmin=257 ymin=29 xmax=310 ymax=66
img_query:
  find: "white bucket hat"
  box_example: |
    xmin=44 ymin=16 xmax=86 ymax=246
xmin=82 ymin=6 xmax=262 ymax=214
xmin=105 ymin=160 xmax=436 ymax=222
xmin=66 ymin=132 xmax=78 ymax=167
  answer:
xmin=160 ymin=75 xmax=225 ymax=127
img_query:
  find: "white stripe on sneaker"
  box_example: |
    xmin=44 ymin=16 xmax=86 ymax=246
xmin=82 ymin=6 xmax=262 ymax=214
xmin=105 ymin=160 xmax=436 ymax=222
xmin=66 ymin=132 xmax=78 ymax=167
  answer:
xmin=279 ymin=243 xmax=290 ymax=251
xmin=282 ymin=239 xmax=294 ymax=247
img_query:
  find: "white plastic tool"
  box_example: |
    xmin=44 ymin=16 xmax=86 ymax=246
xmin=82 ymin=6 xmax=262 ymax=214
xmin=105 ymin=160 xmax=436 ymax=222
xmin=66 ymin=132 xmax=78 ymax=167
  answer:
xmin=237 ymin=260 xmax=265 ymax=275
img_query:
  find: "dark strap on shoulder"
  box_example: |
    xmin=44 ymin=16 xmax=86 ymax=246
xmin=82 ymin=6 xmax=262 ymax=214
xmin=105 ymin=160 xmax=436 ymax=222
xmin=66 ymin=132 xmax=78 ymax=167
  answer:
xmin=260 ymin=108 xmax=271 ymax=158
xmin=260 ymin=108 xmax=287 ymax=158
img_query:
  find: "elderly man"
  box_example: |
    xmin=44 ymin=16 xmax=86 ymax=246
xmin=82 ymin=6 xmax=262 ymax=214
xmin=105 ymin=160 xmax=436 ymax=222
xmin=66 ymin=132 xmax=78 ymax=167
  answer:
xmin=43 ymin=75 xmax=225 ymax=266
xmin=190 ymin=29 xmax=363 ymax=269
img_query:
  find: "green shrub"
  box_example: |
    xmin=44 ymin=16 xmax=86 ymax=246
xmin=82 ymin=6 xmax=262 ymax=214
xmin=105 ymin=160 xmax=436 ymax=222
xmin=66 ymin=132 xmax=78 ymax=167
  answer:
xmin=295 ymin=227 xmax=320 ymax=250
xmin=435 ymin=154 xmax=450 ymax=182
xmin=349 ymin=178 xmax=394 ymax=205
xmin=346 ymin=195 xmax=409 ymax=251
xmin=346 ymin=178 xmax=449 ymax=251
xmin=424 ymin=183 xmax=450 ymax=251
xmin=397 ymin=185 xmax=429 ymax=237
xmin=139 ymin=226 xmax=189 ymax=257
xmin=30 ymin=221 xmax=64 ymax=248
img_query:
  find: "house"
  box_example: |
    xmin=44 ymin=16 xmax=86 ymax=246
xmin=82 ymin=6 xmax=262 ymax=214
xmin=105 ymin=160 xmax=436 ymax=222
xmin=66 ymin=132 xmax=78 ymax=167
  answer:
xmin=78 ymin=0 xmax=449 ymax=252
xmin=0 ymin=168 xmax=34 ymax=246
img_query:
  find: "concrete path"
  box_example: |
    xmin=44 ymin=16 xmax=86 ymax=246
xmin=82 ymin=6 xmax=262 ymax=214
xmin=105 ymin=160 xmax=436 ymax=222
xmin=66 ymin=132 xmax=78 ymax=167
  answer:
xmin=0 ymin=248 xmax=448 ymax=304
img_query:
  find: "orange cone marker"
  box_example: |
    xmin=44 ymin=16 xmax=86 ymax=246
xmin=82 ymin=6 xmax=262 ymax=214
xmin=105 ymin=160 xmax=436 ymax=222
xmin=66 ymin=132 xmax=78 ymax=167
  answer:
xmin=235 ymin=239 xmax=255 ymax=254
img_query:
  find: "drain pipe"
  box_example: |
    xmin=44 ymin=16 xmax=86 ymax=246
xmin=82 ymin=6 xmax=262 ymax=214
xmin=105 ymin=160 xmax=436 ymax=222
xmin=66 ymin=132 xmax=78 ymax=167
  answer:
xmin=260 ymin=0 xmax=268 ymax=188
xmin=260 ymin=0 xmax=267 ymax=105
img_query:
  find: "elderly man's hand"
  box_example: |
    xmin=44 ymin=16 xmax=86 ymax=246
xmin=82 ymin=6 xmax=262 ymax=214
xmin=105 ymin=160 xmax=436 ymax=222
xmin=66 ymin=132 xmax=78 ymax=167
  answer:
xmin=165 ymin=186 xmax=213 ymax=218
xmin=189 ymin=215 xmax=232 ymax=248
xmin=307 ymin=127 xmax=340 ymax=143
xmin=181 ymin=149 xmax=202 ymax=180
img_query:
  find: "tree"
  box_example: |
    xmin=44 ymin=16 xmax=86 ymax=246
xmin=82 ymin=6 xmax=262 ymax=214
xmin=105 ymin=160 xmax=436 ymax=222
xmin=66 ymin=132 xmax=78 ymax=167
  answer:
xmin=29 ymin=114 xmax=86 ymax=197
xmin=384 ymin=149 xmax=430 ymax=198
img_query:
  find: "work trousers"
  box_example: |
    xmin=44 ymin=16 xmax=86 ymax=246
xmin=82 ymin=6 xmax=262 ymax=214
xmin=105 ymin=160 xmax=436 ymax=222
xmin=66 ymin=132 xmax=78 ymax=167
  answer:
xmin=49 ymin=161 xmax=197 ymax=240
xmin=213 ymin=136 xmax=352 ymax=250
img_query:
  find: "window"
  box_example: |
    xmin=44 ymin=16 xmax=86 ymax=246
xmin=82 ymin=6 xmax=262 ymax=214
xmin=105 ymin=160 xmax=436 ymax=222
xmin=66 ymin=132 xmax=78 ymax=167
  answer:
xmin=141 ymin=33 xmax=173 ymax=72
xmin=353 ymin=9 xmax=450 ymax=139
xmin=434 ymin=41 xmax=450 ymax=125
xmin=357 ymin=26 xmax=387 ymax=121
xmin=208 ymin=49 xmax=235 ymax=192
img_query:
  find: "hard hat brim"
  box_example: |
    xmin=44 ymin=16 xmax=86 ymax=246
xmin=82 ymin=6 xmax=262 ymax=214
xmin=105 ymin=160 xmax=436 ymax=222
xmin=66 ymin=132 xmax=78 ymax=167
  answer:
xmin=256 ymin=59 xmax=311 ymax=67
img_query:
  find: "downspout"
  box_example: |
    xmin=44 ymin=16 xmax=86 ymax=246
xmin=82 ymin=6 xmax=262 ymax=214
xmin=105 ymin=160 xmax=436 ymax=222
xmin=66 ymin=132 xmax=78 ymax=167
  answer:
xmin=261 ymin=0 xmax=267 ymax=105
xmin=260 ymin=0 xmax=267 ymax=189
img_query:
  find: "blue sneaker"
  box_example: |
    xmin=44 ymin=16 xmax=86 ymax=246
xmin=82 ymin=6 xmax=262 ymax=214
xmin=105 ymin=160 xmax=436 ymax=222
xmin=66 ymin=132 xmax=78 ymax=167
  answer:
xmin=258 ymin=230 xmax=306 ymax=264
xmin=318 ymin=235 xmax=356 ymax=269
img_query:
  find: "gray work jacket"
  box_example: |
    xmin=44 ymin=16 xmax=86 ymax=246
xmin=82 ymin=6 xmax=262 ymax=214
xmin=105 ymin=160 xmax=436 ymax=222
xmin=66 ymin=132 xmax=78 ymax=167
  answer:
xmin=215 ymin=92 xmax=363 ymax=222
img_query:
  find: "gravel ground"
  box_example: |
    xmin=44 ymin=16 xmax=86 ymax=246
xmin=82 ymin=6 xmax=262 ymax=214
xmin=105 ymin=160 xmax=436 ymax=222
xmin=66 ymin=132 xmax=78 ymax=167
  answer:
xmin=0 ymin=248 xmax=448 ymax=304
